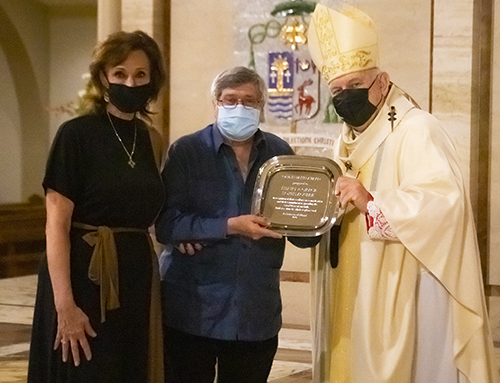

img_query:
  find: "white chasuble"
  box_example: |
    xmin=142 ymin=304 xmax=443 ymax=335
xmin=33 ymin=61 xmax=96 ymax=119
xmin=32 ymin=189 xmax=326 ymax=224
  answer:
xmin=311 ymin=85 xmax=499 ymax=383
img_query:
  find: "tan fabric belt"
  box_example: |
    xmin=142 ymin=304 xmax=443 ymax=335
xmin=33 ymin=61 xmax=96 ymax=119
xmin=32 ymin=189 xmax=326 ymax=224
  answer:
xmin=72 ymin=222 xmax=148 ymax=323
xmin=72 ymin=222 xmax=164 ymax=382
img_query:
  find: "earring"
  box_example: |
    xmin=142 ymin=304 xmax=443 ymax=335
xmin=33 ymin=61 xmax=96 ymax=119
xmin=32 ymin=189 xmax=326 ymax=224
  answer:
xmin=103 ymin=91 xmax=109 ymax=103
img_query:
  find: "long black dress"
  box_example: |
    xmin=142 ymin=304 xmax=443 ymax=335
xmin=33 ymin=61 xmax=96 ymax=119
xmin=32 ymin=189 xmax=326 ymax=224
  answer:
xmin=27 ymin=113 xmax=165 ymax=383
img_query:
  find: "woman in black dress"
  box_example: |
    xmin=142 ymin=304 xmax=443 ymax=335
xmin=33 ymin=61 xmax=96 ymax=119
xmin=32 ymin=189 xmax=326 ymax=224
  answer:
xmin=28 ymin=31 xmax=166 ymax=383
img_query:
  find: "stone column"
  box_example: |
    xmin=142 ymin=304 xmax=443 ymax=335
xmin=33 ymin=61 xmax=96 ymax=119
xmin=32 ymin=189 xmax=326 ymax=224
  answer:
xmin=122 ymin=0 xmax=163 ymax=41
xmin=121 ymin=0 xmax=166 ymax=134
xmin=97 ymin=0 xmax=121 ymax=41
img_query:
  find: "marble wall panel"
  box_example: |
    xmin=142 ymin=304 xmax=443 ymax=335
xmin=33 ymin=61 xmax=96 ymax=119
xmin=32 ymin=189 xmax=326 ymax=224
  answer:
xmin=489 ymin=296 xmax=500 ymax=343
xmin=489 ymin=0 xmax=500 ymax=286
xmin=432 ymin=0 xmax=474 ymax=185
xmin=281 ymin=281 xmax=311 ymax=327
xmin=169 ymin=0 xmax=236 ymax=142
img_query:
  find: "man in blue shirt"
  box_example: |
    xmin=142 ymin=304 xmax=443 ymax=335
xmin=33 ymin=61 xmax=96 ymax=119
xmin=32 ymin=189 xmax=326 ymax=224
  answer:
xmin=155 ymin=67 xmax=317 ymax=383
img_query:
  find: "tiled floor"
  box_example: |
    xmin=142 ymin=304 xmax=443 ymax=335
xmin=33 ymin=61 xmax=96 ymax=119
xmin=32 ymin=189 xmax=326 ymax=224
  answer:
xmin=0 ymin=275 xmax=312 ymax=383
xmin=3 ymin=275 xmax=500 ymax=383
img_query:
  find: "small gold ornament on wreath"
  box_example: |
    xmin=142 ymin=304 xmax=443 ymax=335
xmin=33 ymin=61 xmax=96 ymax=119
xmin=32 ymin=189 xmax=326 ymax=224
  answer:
xmin=247 ymin=0 xmax=316 ymax=69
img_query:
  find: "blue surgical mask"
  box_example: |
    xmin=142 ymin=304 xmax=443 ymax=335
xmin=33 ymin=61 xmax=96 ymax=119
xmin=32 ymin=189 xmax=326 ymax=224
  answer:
xmin=217 ymin=105 xmax=260 ymax=142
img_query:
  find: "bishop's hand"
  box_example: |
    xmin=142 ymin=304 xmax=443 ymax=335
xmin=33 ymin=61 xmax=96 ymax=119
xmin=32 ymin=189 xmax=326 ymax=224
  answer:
xmin=335 ymin=176 xmax=371 ymax=214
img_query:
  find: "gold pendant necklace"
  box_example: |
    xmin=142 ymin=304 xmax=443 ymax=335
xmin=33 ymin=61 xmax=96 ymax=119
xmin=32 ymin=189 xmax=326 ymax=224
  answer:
xmin=106 ymin=111 xmax=137 ymax=168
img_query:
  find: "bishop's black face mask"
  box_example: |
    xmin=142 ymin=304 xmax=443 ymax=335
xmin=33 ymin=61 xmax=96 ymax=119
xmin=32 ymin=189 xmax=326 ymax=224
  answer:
xmin=107 ymin=82 xmax=153 ymax=113
xmin=332 ymin=76 xmax=379 ymax=127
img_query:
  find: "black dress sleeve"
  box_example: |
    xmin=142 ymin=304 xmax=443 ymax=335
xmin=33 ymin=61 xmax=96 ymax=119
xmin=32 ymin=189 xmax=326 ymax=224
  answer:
xmin=42 ymin=120 xmax=84 ymax=203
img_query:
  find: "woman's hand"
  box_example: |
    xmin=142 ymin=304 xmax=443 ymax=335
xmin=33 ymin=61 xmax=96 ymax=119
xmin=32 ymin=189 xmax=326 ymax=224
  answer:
xmin=45 ymin=190 xmax=97 ymax=366
xmin=54 ymin=304 xmax=97 ymax=366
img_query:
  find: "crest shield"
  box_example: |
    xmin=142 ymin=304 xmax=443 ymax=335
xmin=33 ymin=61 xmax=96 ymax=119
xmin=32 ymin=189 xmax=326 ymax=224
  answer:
xmin=267 ymin=50 xmax=320 ymax=122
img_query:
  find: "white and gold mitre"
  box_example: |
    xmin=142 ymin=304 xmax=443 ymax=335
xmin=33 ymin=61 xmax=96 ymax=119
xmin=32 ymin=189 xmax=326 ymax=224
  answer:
xmin=307 ymin=3 xmax=379 ymax=83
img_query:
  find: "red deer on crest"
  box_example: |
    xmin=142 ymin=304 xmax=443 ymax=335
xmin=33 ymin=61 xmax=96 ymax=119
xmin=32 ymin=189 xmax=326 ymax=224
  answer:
xmin=295 ymin=78 xmax=315 ymax=116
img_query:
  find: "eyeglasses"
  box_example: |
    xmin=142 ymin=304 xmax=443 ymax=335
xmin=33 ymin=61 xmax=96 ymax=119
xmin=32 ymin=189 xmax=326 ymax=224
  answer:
xmin=217 ymin=98 xmax=261 ymax=110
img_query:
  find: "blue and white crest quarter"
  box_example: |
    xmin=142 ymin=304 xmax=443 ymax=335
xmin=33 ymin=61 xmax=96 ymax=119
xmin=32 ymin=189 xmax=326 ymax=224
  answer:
xmin=267 ymin=51 xmax=320 ymax=121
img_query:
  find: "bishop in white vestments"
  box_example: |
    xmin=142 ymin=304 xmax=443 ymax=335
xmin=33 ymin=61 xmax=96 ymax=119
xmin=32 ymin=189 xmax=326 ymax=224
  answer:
xmin=307 ymin=4 xmax=500 ymax=383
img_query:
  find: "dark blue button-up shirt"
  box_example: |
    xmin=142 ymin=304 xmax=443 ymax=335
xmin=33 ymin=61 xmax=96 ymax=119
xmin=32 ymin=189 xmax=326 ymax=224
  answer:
xmin=156 ymin=124 xmax=311 ymax=341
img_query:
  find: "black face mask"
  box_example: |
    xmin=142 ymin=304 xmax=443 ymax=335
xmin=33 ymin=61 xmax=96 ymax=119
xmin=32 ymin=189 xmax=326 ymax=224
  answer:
xmin=107 ymin=82 xmax=153 ymax=113
xmin=332 ymin=77 xmax=379 ymax=127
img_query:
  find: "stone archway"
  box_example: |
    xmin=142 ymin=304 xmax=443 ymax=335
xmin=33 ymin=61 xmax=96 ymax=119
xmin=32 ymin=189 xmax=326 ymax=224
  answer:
xmin=0 ymin=5 xmax=48 ymax=200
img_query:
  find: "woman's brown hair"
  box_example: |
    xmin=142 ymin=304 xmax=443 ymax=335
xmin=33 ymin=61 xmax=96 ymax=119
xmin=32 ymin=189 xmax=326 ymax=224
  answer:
xmin=85 ymin=30 xmax=167 ymax=119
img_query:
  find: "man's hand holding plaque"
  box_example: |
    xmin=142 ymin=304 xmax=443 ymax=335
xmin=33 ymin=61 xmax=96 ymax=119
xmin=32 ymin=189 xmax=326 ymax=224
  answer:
xmin=252 ymin=155 xmax=343 ymax=237
xmin=227 ymin=214 xmax=283 ymax=240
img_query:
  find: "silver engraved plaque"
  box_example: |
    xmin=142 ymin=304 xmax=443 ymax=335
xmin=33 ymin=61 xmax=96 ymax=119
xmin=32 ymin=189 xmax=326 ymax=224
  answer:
xmin=252 ymin=155 xmax=343 ymax=236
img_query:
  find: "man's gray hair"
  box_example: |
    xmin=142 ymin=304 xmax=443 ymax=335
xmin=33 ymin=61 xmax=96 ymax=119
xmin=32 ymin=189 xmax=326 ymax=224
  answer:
xmin=211 ymin=67 xmax=268 ymax=106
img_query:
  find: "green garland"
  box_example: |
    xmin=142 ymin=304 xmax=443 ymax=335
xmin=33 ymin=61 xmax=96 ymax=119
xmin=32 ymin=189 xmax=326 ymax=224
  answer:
xmin=247 ymin=0 xmax=339 ymax=125
xmin=247 ymin=0 xmax=317 ymax=69
xmin=271 ymin=0 xmax=316 ymax=16
xmin=248 ymin=20 xmax=282 ymax=70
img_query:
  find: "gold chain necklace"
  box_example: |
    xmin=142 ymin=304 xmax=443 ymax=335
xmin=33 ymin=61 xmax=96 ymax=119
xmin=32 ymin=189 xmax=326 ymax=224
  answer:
xmin=106 ymin=111 xmax=137 ymax=168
